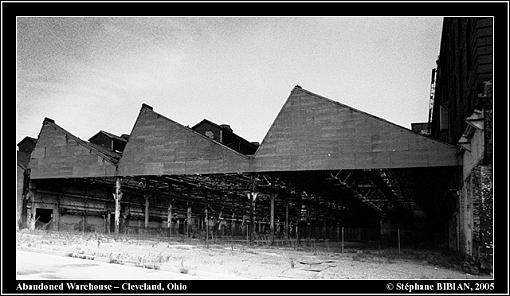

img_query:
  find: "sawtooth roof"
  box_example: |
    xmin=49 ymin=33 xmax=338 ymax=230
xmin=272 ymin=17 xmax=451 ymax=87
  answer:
xmin=28 ymin=86 xmax=461 ymax=179
xmin=254 ymin=86 xmax=461 ymax=171
xmin=117 ymin=104 xmax=251 ymax=176
xmin=29 ymin=118 xmax=119 ymax=179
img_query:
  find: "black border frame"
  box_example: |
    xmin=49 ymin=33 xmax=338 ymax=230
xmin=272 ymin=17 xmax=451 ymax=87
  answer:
xmin=2 ymin=1 xmax=508 ymax=295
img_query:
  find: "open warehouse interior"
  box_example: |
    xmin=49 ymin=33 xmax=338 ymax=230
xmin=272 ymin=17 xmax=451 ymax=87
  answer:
xmin=13 ymin=16 xmax=495 ymax=282
xmin=18 ymin=86 xmax=464 ymax=253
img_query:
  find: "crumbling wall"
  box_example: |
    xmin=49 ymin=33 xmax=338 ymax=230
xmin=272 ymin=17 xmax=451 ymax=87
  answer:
xmin=458 ymin=105 xmax=492 ymax=273
xmin=462 ymin=160 xmax=492 ymax=273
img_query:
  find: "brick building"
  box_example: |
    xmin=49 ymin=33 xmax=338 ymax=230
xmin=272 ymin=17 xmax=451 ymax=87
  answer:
xmin=430 ymin=17 xmax=493 ymax=272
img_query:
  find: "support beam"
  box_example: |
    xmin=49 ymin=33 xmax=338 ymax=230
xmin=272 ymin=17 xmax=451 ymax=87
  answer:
xmin=337 ymin=221 xmax=340 ymax=241
xmin=205 ymin=207 xmax=209 ymax=248
xmin=107 ymin=212 xmax=111 ymax=234
xmin=187 ymin=206 xmax=192 ymax=237
xmin=243 ymin=215 xmax=249 ymax=243
xmin=270 ymin=193 xmax=276 ymax=237
xmin=56 ymin=195 xmax=61 ymax=231
xmin=82 ymin=214 xmax=86 ymax=234
xmin=27 ymin=188 xmax=36 ymax=231
xmin=341 ymin=226 xmax=344 ymax=253
xmin=167 ymin=203 xmax=173 ymax=235
xmin=247 ymin=193 xmax=253 ymax=242
xmin=218 ymin=209 xmax=223 ymax=237
xmin=285 ymin=200 xmax=289 ymax=240
xmin=250 ymin=192 xmax=258 ymax=242
xmin=113 ymin=177 xmax=122 ymax=234
xmin=231 ymin=212 xmax=235 ymax=238
xmin=249 ymin=174 xmax=257 ymax=243
xmin=144 ymin=194 xmax=150 ymax=229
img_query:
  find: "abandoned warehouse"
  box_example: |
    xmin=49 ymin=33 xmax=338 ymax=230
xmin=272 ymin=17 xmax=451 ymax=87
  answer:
xmin=16 ymin=18 xmax=493 ymax=273
xmin=17 ymin=86 xmax=465 ymax=250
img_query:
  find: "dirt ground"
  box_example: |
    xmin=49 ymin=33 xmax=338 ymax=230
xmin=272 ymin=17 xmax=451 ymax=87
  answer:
xmin=16 ymin=230 xmax=490 ymax=279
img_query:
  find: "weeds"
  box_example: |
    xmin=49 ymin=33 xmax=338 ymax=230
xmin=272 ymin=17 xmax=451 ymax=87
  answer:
xmin=135 ymin=256 xmax=161 ymax=270
xmin=179 ymin=259 xmax=189 ymax=274
xmin=69 ymin=248 xmax=95 ymax=260
xmin=289 ymin=257 xmax=295 ymax=269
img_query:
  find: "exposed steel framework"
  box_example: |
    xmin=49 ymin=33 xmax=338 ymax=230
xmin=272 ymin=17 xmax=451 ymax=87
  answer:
xmin=25 ymin=86 xmax=462 ymax=241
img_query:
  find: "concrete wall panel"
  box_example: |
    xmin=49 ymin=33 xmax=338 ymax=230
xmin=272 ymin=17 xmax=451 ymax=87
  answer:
xmin=255 ymin=87 xmax=461 ymax=172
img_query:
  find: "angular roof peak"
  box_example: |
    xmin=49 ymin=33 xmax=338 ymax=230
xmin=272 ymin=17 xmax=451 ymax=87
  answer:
xmin=255 ymin=87 xmax=460 ymax=171
xmin=29 ymin=119 xmax=118 ymax=179
xmin=118 ymin=106 xmax=251 ymax=176
xmin=141 ymin=103 xmax=153 ymax=110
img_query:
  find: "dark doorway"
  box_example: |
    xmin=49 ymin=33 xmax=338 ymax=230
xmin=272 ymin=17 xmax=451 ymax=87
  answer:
xmin=35 ymin=208 xmax=53 ymax=229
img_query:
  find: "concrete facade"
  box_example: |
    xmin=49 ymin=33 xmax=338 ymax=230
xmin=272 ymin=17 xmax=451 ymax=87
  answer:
xmin=254 ymin=86 xmax=460 ymax=171
xmin=29 ymin=119 xmax=119 ymax=179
